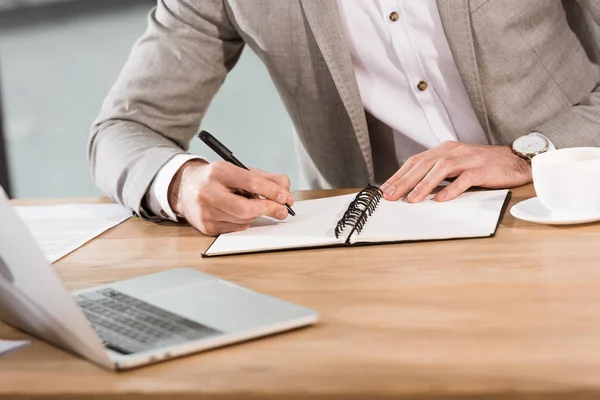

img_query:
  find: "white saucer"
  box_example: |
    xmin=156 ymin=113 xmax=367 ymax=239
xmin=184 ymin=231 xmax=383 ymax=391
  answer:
xmin=510 ymin=197 xmax=600 ymax=225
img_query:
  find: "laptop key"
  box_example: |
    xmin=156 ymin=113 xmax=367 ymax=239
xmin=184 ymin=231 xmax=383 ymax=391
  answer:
xmin=75 ymin=289 xmax=221 ymax=355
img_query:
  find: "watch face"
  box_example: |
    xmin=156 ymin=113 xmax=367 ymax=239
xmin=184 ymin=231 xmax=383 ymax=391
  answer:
xmin=513 ymin=135 xmax=548 ymax=155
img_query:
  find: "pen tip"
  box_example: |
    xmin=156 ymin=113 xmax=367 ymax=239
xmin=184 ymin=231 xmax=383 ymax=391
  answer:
xmin=285 ymin=204 xmax=296 ymax=217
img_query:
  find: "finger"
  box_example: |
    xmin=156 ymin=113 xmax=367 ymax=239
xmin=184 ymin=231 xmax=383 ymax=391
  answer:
xmin=406 ymin=157 xmax=469 ymax=203
xmin=382 ymin=158 xmax=438 ymax=201
xmin=240 ymin=197 xmax=289 ymax=220
xmin=380 ymin=142 xmax=459 ymax=193
xmin=251 ymin=169 xmax=292 ymax=192
xmin=215 ymin=187 xmax=289 ymax=221
xmin=197 ymin=182 xmax=288 ymax=222
xmin=209 ymin=162 xmax=293 ymax=205
xmin=435 ymin=171 xmax=478 ymax=202
xmin=380 ymin=155 xmax=427 ymax=194
xmin=250 ymin=169 xmax=294 ymax=205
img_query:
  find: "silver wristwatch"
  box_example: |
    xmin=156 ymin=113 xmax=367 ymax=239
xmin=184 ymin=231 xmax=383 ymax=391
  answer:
xmin=511 ymin=133 xmax=551 ymax=161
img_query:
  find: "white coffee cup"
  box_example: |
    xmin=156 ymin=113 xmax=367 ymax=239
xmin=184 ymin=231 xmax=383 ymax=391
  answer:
xmin=532 ymin=147 xmax=600 ymax=213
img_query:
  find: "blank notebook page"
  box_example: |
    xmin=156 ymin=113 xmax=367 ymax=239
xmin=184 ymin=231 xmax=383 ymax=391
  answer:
xmin=204 ymin=193 xmax=358 ymax=256
xmin=353 ymin=189 xmax=509 ymax=243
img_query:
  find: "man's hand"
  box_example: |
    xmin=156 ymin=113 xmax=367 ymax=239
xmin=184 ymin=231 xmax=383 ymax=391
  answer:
xmin=168 ymin=160 xmax=294 ymax=236
xmin=380 ymin=142 xmax=532 ymax=203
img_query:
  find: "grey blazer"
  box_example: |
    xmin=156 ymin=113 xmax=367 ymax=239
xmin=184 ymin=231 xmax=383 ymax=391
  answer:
xmin=89 ymin=0 xmax=600 ymax=218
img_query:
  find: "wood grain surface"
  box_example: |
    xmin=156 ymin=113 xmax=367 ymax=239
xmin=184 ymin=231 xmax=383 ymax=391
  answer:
xmin=3 ymin=185 xmax=600 ymax=400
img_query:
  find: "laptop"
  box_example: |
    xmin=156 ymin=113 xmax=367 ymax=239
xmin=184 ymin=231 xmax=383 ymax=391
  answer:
xmin=0 ymin=188 xmax=318 ymax=371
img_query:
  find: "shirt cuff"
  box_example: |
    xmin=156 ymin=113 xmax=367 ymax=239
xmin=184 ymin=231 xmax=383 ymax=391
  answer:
xmin=529 ymin=132 xmax=557 ymax=151
xmin=145 ymin=154 xmax=208 ymax=221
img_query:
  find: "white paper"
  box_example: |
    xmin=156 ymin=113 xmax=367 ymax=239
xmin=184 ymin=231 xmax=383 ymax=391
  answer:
xmin=205 ymin=189 xmax=509 ymax=257
xmin=355 ymin=189 xmax=509 ymax=243
xmin=14 ymin=204 xmax=131 ymax=263
xmin=0 ymin=339 xmax=29 ymax=357
xmin=205 ymin=194 xmax=355 ymax=256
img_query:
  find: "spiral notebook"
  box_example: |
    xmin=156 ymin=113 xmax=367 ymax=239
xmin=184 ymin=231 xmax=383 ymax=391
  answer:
xmin=203 ymin=186 xmax=511 ymax=257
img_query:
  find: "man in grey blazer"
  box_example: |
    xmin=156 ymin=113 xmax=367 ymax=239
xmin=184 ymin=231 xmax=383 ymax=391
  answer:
xmin=90 ymin=1 xmax=600 ymax=235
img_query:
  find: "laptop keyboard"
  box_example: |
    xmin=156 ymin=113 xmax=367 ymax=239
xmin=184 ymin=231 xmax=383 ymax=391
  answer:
xmin=75 ymin=288 xmax=221 ymax=355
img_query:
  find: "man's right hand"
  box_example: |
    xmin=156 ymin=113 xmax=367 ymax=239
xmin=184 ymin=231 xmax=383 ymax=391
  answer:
xmin=167 ymin=160 xmax=294 ymax=236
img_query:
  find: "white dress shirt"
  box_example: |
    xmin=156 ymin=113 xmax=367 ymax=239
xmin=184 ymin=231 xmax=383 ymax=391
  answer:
xmin=146 ymin=0 xmax=548 ymax=221
xmin=145 ymin=154 xmax=206 ymax=220
xmin=337 ymin=0 xmax=488 ymax=161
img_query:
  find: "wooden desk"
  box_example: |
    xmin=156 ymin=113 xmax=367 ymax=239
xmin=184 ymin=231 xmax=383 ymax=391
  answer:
xmin=3 ymin=185 xmax=600 ymax=399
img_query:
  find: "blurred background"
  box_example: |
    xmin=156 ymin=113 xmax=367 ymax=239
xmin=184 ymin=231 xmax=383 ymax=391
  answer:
xmin=0 ymin=0 xmax=298 ymax=199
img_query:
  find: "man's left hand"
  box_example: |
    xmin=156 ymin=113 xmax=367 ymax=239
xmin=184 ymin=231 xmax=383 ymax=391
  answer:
xmin=380 ymin=141 xmax=532 ymax=203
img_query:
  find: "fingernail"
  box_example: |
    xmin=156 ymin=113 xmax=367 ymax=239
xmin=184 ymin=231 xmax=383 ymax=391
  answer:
xmin=407 ymin=188 xmax=418 ymax=201
xmin=275 ymin=210 xmax=287 ymax=220
xmin=276 ymin=194 xmax=287 ymax=203
xmin=437 ymin=190 xmax=447 ymax=201
xmin=385 ymin=186 xmax=396 ymax=196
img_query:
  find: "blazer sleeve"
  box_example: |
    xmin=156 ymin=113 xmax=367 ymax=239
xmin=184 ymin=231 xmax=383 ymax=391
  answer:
xmin=88 ymin=0 xmax=244 ymax=217
xmin=533 ymin=0 xmax=600 ymax=148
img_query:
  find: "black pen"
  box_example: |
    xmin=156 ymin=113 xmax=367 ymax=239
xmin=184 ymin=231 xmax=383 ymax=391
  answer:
xmin=197 ymin=130 xmax=296 ymax=217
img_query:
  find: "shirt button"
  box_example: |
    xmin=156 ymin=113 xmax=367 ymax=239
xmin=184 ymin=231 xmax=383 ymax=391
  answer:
xmin=389 ymin=11 xmax=400 ymax=22
xmin=417 ymin=80 xmax=429 ymax=91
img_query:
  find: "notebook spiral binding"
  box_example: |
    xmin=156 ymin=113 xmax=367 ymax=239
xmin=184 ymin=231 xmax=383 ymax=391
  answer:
xmin=335 ymin=185 xmax=383 ymax=243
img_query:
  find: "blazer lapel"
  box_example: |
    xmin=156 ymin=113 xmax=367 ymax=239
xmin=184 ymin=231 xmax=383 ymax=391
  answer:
xmin=436 ymin=0 xmax=494 ymax=144
xmin=300 ymin=0 xmax=494 ymax=176
xmin=299 ymin=0 xmax=374 ymax=181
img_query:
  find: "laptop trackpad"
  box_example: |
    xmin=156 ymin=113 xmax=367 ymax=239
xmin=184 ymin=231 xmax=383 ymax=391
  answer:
xmin=142 ymin=280 xmax=306 ymax=334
